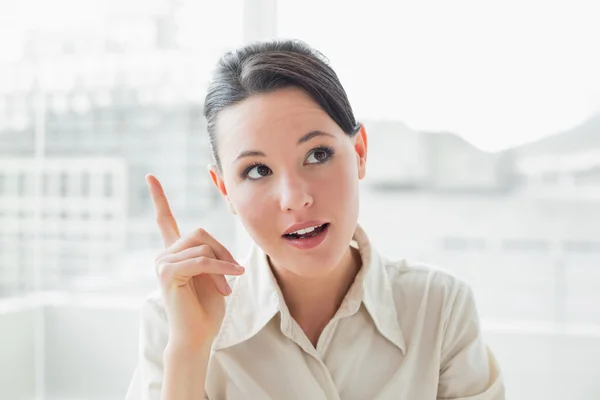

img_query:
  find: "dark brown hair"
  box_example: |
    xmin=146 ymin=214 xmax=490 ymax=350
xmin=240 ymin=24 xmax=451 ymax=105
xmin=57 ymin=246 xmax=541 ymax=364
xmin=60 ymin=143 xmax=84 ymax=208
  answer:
xmin=203 ymin=39 xmax=360 ymax=171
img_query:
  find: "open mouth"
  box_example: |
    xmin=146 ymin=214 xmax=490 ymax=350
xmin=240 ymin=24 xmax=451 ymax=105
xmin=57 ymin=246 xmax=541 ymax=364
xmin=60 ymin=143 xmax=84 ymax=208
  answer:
xmin=283 ymin=223 xmax=329 ymax=239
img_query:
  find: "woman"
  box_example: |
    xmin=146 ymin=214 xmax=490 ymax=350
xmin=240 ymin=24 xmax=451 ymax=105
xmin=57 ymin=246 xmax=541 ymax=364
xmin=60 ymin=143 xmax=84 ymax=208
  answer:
xmin=126 ymin=40 xmax=505 ymax=400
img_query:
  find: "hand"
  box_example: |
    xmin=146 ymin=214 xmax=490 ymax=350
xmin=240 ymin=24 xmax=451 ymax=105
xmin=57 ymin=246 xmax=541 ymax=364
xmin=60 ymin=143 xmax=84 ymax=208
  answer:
xmin=147 ymin=174 xmax=244 ymax=348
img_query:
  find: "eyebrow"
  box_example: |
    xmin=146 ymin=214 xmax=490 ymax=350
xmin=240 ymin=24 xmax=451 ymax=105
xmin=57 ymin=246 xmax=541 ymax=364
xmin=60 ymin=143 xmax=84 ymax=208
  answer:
xmin=235 ymin=150 xmax=266 ymax=161
xmin=297 ymin=130 xmax=335 ymax=144
xmin=234 ymin=130 xmax=335 ymax=162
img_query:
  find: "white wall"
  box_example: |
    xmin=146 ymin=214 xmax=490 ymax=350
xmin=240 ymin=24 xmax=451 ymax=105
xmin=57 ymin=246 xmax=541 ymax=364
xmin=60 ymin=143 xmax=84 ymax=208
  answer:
xmin=0 ymin=307 xmax=36 ymax=400
xmin=0 ymin=297 xmax=142 ymax=400
xmin=485 ymin=326 xmax=600 ymax=400
xmin=43 ymin=305 xmax=139 ymax=400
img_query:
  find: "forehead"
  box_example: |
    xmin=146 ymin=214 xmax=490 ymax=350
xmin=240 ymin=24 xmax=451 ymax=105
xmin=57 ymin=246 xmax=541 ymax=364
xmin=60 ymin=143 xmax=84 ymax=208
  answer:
xmin=214 ymin=87 xmax=342 ymax=158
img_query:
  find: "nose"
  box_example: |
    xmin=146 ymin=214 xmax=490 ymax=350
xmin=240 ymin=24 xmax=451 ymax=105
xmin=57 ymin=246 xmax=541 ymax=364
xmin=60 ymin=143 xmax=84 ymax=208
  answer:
xmin=278 ymin=173 xmax=313 ymax=212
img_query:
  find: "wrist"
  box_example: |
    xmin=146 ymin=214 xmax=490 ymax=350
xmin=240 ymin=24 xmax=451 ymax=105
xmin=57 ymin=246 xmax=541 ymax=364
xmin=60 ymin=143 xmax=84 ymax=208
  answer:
xmin=165 ymin=337 xmax=213 ymax=358
xmin=162 ymin=340 xmax=211 ymax=399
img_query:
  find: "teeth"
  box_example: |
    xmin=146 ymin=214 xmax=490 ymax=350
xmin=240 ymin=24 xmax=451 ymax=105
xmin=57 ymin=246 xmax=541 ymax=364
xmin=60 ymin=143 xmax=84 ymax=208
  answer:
xmin=290 ymin=224 xmax=322 ymax=236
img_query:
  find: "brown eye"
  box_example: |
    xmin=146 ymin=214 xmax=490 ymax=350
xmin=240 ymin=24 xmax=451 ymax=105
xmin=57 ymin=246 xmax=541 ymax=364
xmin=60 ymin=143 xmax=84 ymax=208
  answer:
xmin=246 ymin=164 xmax=272 ymax=180
xmin=306 ymin=147 xmax=334 ymax=164
xmin=314 ymin=150 xmax=328 ymax=161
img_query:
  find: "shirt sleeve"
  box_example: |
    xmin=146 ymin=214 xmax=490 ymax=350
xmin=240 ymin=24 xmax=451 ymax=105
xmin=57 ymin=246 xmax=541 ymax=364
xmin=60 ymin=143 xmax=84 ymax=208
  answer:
xmin=437 ymin=282 xmax=506 ymax=400
xmin=124 ymin=293 xmax=210 ymax=400
xmin=124 ymin=293 xmax=168 ymax=400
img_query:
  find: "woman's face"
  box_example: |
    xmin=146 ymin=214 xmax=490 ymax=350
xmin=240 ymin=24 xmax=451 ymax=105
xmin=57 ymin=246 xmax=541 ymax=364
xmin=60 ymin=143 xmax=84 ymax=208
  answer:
xmin=210 ymin=86 xmax=367 ymax=277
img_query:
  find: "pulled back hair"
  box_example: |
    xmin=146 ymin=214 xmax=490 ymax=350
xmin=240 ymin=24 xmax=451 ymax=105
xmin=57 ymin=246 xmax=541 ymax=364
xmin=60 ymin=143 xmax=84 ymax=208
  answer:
xmin=203 ymin=39 xmax=361 ymax=171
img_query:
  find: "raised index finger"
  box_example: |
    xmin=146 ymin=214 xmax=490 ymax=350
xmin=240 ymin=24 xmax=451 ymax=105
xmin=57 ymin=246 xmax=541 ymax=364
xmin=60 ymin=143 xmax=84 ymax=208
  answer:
xmin=146 ymin=174 xmax=181 ymax=248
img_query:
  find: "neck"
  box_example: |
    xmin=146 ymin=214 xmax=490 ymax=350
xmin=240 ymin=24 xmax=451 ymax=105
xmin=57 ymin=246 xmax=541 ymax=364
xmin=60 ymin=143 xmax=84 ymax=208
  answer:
xmin=270 ymin=246 xmax=362 ymax=347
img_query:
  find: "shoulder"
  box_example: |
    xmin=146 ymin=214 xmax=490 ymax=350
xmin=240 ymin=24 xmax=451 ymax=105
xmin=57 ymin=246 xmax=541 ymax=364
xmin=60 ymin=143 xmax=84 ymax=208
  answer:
xmin=382 ymin=257 xmax=474 ymax=320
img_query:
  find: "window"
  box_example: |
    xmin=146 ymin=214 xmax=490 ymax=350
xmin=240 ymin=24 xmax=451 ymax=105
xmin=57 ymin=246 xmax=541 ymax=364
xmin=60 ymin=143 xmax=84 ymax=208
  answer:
xmin=2 ymin=2 xmax=598 ymax=399
xmin=564 ymin=241 xmax=600 ymax=254
xmin=60 ymin=172 xmax=69 ymax=197
xmin=104 ymin=173 xmax=113 ymax=197
xmin=503 ymin=239 xmax=550 ymax=254
xmin=81 ymin=172 xmax=90 ymax=197
xmin=441 ymin=237 xmax=487 ymax=252
xmin=42 ymin=172 xmax=51 ymax=196
xmin=17 ymin=172 xmax=27 ymax=196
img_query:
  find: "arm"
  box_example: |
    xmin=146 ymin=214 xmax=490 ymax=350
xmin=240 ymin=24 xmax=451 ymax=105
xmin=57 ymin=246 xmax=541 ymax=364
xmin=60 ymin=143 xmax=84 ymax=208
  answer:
xmin=126 ymin=175 xmax=242 ymax=400
xmin=437 ymin=282 xmax=505 ymax=400
xmin=124 ymin=294 xmax=211 ymax=400
xmin=162 ymin=342 xmax=211 ymax=400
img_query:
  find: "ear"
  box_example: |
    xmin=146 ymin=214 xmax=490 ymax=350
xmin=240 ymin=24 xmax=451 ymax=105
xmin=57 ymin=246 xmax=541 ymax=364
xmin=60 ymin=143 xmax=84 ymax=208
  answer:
xmin=208 ymin=165 xmax=237 ymax=215
xmin=353 ymin=124 xmax=368 ymax=180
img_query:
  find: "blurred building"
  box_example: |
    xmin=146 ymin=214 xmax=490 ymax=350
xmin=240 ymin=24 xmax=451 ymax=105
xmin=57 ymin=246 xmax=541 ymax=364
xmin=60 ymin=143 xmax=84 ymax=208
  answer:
xmin=359 ymin=114 xmax=600 ymax=326
xmin=365 ymin=120 xmax=516 ymax=192
xmin=0 ymin=0 xmax=231 ymax=296
xmin=0 ymin=157 xmax=127 ymax=294
xmin=359 ymin=188 xmax=600 ymax=325
xmin=421 ymin=130 xmax=516 ymax=192
xmin=514 ymin=113 xmax=600 ymax=198
xmin=364 ymin=120 xmax=428 ymax=189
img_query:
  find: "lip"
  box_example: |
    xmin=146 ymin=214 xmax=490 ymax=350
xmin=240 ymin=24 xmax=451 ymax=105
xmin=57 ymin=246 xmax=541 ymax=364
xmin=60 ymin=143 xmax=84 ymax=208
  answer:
xmin=283 ymin=221 xmax=328 ymax=236
xmin=283 ymin=223 xmax=329 ymax=250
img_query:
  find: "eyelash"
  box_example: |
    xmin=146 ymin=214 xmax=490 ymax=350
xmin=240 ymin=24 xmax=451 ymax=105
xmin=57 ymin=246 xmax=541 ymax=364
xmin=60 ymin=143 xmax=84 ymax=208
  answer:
xmin=241 ymin=161 xmax=266 ymax=179
xmin=241 ymin=146 xmax=335 ymax=180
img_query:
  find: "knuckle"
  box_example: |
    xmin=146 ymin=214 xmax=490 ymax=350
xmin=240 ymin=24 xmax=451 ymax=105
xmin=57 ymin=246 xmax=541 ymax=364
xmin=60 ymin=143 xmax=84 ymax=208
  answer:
xmin=193 ymin=227 xmax=207 ymax=240
xmin=197 ymin=244 xmax=212 ymax=258
xmin=154 ymin=250 xmax=166 ymax=264
xmin=156 ymin=261 xmax=173 ymax=282
xmin=195 ymin=256 xmax=208 ymax=266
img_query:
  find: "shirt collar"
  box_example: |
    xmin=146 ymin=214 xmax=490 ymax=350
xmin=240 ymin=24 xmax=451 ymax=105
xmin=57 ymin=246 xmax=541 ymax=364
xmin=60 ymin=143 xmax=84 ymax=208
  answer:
xmin=212 ymin=224 xmax=406 ymax=353
xmin=353 ymin=225 xmax=406 ymax=353
xmin=212 ymin=241 xmax=284 ymax=351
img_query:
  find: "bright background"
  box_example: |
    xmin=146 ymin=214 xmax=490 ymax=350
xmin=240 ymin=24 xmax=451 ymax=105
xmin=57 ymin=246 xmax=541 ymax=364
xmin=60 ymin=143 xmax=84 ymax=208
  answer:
xmin=1 ymin=0 xmax=599 ymax=399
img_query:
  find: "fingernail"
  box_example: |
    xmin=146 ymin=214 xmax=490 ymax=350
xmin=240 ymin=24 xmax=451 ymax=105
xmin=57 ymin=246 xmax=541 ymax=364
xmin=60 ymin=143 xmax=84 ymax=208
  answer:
xmin=235 ymin=265 xmax=245 ymax=273
xmin=225 ymin=285 xmax=232 ymax=295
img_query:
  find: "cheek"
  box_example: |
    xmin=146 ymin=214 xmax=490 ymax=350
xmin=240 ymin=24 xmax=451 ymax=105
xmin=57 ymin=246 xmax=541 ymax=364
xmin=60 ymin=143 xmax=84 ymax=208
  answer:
xmin=318 ymin=160 xmax=359 ymax=207
xmin=229 ymin=183 xmax=273 ymax=232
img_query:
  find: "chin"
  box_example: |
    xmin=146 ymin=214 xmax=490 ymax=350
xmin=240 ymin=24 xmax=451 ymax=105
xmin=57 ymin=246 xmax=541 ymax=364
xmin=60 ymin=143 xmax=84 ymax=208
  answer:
xmin=283 ymin=242 xmax=348 ymax=278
